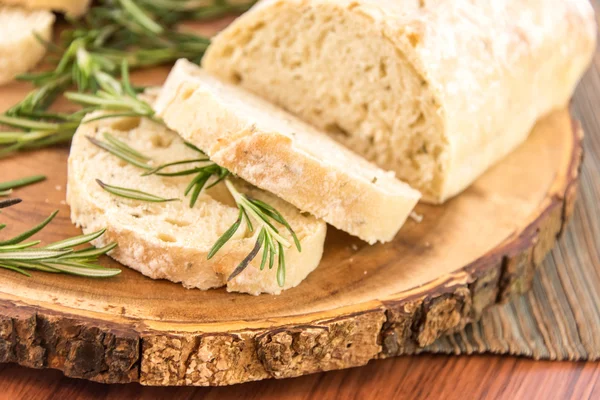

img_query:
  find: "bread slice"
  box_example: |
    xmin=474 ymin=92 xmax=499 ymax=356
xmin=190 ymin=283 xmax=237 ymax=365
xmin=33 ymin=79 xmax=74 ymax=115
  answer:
xmin=154 ymin=59 xmax=421 ymax=244
xmin=0 ymin=0 xmax=90 ymax=16
xmin=67 ymin=111 xmax=326 ymax=295
xmin=202 ymin=0 xmax=596 ymax=203
xmin=0 ymin=6 xmax=54 ymax=85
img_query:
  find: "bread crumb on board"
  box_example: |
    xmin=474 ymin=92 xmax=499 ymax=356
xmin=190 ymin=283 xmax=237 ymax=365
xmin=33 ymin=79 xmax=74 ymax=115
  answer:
xmin=410 ymin=211 xmax=424 ymax=223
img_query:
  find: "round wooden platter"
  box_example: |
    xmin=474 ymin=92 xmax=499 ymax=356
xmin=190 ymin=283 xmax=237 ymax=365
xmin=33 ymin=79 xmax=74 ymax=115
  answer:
xmin=0 ymin=44 xmax=583 ymax=387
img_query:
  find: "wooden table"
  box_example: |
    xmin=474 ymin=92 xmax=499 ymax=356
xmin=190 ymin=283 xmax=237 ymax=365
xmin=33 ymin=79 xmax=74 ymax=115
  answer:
xmin=1 ymin=8 xmax=600 ymax=400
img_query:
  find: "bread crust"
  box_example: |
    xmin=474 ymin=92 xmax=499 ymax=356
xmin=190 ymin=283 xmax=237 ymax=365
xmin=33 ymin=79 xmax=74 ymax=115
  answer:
xmin=0 ymin=6 xmax=54 ymax=85
xmin=203 ymin=0 xmax=596 ymax=203
xmin=67 ymin=113 xmax=326 ymax=295
xmin=155 ymin=60 xmax=421 ymax=244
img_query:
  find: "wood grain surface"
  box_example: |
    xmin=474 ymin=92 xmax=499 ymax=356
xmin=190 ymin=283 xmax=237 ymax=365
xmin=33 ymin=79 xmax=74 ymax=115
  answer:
xmin=0 ymin=6 xmax=599 ymax=400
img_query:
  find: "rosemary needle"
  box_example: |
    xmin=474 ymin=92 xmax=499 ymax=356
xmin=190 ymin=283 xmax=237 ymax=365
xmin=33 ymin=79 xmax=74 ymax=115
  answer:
xmin=87 ymin=135 xmax=152 ymax=170
xmin=96 ymin=179 xmax=180 ymax=203
xmin=0 ymin=175 xmax=46 ymax=192
xmin=0 ymin=198 xmax=22 ymax=209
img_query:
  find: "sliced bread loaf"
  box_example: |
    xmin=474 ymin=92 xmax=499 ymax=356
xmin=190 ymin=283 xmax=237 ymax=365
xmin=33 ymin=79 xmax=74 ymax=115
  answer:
xmin=202 ymin=0 xmax=596 ymax=203
xmin=67 ymin=112 xmax=326 ymax=295
xmin=0 ymin=0 xmax=90 ymax=16
xmin=154 ymin=59 xmax=421 ymax=244
xmin=0 ymin=6 xmax=54 ymax=85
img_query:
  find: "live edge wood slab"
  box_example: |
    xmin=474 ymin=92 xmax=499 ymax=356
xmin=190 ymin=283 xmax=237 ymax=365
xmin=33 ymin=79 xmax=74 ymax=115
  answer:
xmin=0 ymin=65 xmax=582 ymax=385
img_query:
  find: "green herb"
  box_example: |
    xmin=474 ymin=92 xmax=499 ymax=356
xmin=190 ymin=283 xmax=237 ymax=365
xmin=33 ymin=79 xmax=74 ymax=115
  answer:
xmin=0 ymin=175 xmax=46 ymax=193
xmin=0 ymin=62 xmax=159 ymax=158
xmin=0 ymin=199 xmax=22 ymax=209
xmin=1 ymin=0 xmax=256 ymax=157
xmin=65 ymin=61 xmax=157 ymax=120
xmin=0 ymin=201 xmax=120 ymax=278
xmin=89 ymin=111 xmax=301 ymax=286
xmin=208 ymin=180 xmax=301 ymax=286
xmin=87 ymin=134 xmax=152 ymax=170
xmin=96 ymin=179 xmax=180 ymax=202
xmin=145 ymin=142 xmax=230 ymax=207
xmin=0 ymin=210 xmax=58 ymax=246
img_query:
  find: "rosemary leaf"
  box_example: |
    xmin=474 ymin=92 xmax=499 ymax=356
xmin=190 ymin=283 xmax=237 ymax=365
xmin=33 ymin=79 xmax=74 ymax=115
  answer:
xmin=189 ymin=173 xmax=212 ymax=207
xmin=250 ymin=198 xmax=302 ymax=252
xmin=6 ymin=260 xmax=59 ymax=273
xmin=0 ymin=190 xmax=11 ymax=197
xmin=0 ymin=175 xmax=46 ymax=192
xmin=183 ymin=141 xmax=206 ymax=154
xmin=142 ymin=159 xmax=211 ymax=176
xmin=259 ymin=230 xmax=269 ymax=271
xmin=207 ymin=208 xmax=243 ymax=259
xmin=96 ymin=179 xmax=180 ymax=202
xmin=268 ymin=242 xmax=275 ymax=270
xmin=0 ymin=210 xmax=59 ymax=246
xmin=228 ymin=231 xmax=264 ymax=281
xmin=0 ymin=241 xmax=42 ymax=251
xmin=277 ymin=242 xmax=286 ymax=287
xmin=61 ymin=242 xmax=118 ymax=259
xmin=45 ymin=229 xmax=107 ymax=250
xmin=87 ymin=136 xmax=152 ymax=170
xmin=0 ymin=249 xmax=72 ymax=261
xmin=0 ymin=264 xmax=31 ymax=277
xmin=119 ymin=0 xmax=164 ymax=35
xmin=41 ymin=262 xmax=121 ymax=278
xmin=103 ymin=132 xmax=150 ymax=161
xmin=0 ymin=198 xmax=22 ymax=209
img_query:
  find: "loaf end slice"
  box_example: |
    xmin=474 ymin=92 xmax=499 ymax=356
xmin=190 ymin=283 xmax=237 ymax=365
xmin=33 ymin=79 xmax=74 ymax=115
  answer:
xmin=154 ymin=59 xmax=421 ymax=244
xmin=0 ymin=6 xmax=54 ymax=85
xmin=67 ymin=111 xmax=326 ymax=295
xmin=202 ymin=0 xmax=596 ymax=203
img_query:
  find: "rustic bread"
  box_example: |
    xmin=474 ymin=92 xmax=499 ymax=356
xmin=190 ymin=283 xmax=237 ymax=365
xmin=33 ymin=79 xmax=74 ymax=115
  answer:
xmin=202 ymin=0 xmax=597 ymax=203
xmin=154 ymin=59 xmax=421 ymax=244
xmin=0 ymin=0 xmax=90 ymax=16
xmin=0 ymin=6 xmax=54 ymax=85
xmin=67 ymin=111 xmax=326 ymax=295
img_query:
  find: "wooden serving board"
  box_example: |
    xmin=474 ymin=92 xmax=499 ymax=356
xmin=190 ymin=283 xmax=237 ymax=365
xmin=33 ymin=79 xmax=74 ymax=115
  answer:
xmin=0 ymin=21 xmax=582 ymax=388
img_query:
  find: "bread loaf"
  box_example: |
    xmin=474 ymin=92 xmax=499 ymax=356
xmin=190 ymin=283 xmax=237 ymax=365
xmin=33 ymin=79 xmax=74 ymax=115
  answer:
xmin=67 ymin=111 xmax=326 ymax=295
xmin=154 ymin=59 xmax=421 ymax=244
xmin=0 ymin=6 xmax=54 ymax=85
xmin=202 ymin=0 xmax=596 ymax=203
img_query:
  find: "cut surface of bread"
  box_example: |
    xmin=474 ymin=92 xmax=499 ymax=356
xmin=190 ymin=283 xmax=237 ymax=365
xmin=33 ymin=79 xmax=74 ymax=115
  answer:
xmin=154 ymin=59 xmax=421 ymax=244
xmin=67 ymin=111 xmax=326 ymax=295
xmin=0 ymin=6 xmax=54 ymax=85
xmin=0 ymin=0 xmax=90 ymax=16
xmin=202 ymin=0 xmax=596 ymax=203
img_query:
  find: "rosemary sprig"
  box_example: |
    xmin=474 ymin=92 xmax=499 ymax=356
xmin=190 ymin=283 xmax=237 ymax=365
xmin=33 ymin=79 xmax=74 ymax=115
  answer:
xmin=92 ymin=125 xmax=301 ymax=286
xmin=1 ymin=0 xmax=256 ymax=156
xmin=149 ymin=142 xmax=230 ymax=207
xmin=0 ymin=201 xmax=120 ymax=278
xmin=65 ymin=61 xmax=157 ymax=120
xmin=96 ymin=179 xmax=180 ymax=203
xmin=0 ymin=63 xmax=155 ymax=158
xmin=208 ymin=180 xmax=301 ymax=286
